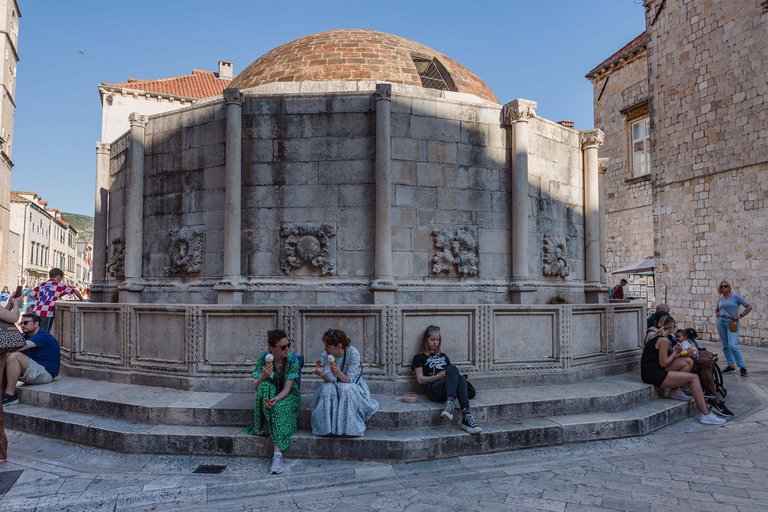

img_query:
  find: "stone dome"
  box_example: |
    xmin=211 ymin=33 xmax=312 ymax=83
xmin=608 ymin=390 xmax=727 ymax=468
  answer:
xmin=230 ymin=29 xmax=499 ymax=104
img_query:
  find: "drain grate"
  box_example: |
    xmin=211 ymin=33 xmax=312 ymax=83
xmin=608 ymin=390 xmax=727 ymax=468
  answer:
xmin=0 ymin=470 xmax=23 ymax=494
xmin=193 ymin=464 xmax=227 ymax=474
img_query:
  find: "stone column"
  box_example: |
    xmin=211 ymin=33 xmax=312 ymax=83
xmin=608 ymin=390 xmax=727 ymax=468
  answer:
xmin=503 ymin=99 xmax=537 ymax=303
xmin=581 ymin=129 xmax=605 ymax=302
xmin=119 ymin=113 xmax=148 ymax=303
xmin=371 ymin=83 xmax=397 ymax=303
xmin=91 ymin=142 xmax=111 ymax=302
xmin=215 ymin=88 xmax=247 ymax=304
xmin=598 ymin=158 xmax=609 ymax=285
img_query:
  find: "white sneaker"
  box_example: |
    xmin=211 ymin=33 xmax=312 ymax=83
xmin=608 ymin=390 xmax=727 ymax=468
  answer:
xmin=699 ymin=412 xmax=726 ymax=425
xmin=669 ymin=388 xmax=693 ymax=401
xmin=269 ymin=453 xmax=283 ymax=474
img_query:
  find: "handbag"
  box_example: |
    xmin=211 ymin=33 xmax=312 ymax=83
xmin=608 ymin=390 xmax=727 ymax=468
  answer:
xmin=695 ymin=350 xmax=717 ymax=368
xmin=463 ymin=374 xmax=476 ymax=400
xmin=729 ymin=320 xmax=738 ymax=333
xmin=0 ymin=320 xmax=26 ymax=354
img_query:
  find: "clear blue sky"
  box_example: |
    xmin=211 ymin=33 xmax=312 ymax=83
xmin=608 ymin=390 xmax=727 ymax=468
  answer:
xmin=11 ymin=0 xmax=646 ymax=216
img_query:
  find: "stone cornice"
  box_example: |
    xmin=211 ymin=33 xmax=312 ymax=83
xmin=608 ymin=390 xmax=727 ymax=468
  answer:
xmin=96 ymin=142 xmax=111 ymax=155
xmin=99 ymin=85 xmax=198 ymax=105
xmin=585 ymin=39 xmax=647 ymax=82
xmin=128 ymin=113 xmax=148 ymax=128
xmin=502 ymin=99 xmax=537 ymax=125
xmin=581 ymin=129 xmax=605 ymax=149
xmin=223 ymin=88 xmax=244 ymax=105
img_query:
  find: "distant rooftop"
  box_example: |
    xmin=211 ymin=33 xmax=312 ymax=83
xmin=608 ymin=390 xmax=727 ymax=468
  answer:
xmin=101 ymin=68 xmax=236 ymax=100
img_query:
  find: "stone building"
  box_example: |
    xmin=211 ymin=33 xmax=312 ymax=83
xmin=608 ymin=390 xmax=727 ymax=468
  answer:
xmin=9 ymin=191 xmax=90 ymax=288
xmin=588 ymin=0 xmax=768 ymax=345
xmin=0 ymin=0 xmax=20 ymax=287
xmin=98 ymin=62 xmax=234 ymax=143
xmin=71 ymin=29 xmax=644 ymax=392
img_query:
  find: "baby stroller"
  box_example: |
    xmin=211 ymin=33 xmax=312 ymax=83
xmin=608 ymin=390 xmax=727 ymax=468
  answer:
xmin=712 ymin=362 xmax=727 ymax=398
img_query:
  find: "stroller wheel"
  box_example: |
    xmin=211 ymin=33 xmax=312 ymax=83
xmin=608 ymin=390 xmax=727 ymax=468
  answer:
xmin=713 ymin=362 xmax=727 ymax=399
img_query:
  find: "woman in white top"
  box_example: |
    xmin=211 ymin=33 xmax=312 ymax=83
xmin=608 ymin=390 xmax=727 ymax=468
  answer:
xmin=715 ymin=280 xmax=753 ymax=377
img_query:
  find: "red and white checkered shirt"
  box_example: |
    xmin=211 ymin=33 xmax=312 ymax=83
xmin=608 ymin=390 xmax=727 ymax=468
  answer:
xmin=28 ymin=280 xmax=75 ymax=318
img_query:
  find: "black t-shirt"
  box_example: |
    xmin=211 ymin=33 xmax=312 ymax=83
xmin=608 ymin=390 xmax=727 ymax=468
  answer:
xmin=411 ymin=353 xmax=451 ymax=377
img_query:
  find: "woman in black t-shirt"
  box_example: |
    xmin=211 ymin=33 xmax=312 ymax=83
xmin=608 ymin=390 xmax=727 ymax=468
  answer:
xmin=410 ymin=326 xmax=481 ymax=434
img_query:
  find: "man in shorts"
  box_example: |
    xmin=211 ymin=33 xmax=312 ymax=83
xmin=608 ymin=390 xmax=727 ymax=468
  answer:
xmin=2 ymin=313 xmax=60 ymax=406
xmin=27 ymin=267 xmax=84 ymax=332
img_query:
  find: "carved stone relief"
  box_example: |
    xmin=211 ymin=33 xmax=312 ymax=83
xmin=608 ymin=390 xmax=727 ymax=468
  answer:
xmin=165 ymin=226 xmax=204 ymax=276
xmin=431 ymin=228 xmax=478 ymax=276
xmin=542 ymin=233 xmax=570 ymax=278
xmin=280 ymin=223 xmax=336 ymax=275
xmin=107 ymin=237 xmax=125 ymax=278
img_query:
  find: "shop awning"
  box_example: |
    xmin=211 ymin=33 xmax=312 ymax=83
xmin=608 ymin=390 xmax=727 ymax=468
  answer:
xmin=611 ymin=256 xmax=654 ymax=274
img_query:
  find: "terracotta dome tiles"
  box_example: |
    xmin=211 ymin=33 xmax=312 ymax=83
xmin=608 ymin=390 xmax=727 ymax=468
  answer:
xmin=230 ymin=29 xmax=498 ymax=104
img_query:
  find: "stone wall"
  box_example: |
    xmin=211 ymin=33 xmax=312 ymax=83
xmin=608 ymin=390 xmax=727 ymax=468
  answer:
xmin=646 ymin=0 xmax=768 ymax=345
xmin=591 ymin=52 xmax=654 ymax=275
xmin=53 ymin=301 xmax=645 ymax=393
xmin=105 ymin=83 xmax=590 ymax=306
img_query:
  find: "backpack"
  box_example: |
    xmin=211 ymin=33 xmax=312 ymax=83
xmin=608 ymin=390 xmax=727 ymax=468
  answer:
xmin=261 ymin=351 xmax=304 ymax=389
xmin=609 ymin=284 xmax=621 ymax=299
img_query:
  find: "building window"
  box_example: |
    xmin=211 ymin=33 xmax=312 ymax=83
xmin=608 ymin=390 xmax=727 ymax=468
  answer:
xmin=631 ymin=117 xmax=650 ymax=177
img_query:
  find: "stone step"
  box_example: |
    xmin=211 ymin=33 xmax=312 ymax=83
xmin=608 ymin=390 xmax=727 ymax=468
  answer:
xmin=3 ymin=399 xmax=695 ymax=461
xmin=15 ymin=374 xmax=658 ymax=430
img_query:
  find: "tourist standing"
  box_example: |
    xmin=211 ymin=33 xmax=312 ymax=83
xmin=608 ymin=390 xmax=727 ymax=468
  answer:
xmin=0 ymin=287 xmax=10 ymax=306
xmin=311 ymin=329 xmax=379 ymax=437
xmin=244 ymin=329 xmax=301 ymax=475
xmin=27 ymin=268 xmax=84 ymax=332
xmin=715 ymin=280 xmax=753 ymax=377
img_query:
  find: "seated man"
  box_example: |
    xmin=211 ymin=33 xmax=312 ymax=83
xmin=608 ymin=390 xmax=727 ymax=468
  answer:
xmin=2 ymin=313 xmax=60 ymax=406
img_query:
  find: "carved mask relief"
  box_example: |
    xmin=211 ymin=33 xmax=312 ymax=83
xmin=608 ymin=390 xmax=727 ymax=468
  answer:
xmin=107 ymin=237 xmax=125 ymax=278
xmin=280 ymin=223 xmax=336 ymax=275
xmin=165 ymin=226 xmax=204 ymax=276
xmin=542 ymin=233 xmax=569 ymax=278
xmin=430 ymin=228 xmax=479 ymax=276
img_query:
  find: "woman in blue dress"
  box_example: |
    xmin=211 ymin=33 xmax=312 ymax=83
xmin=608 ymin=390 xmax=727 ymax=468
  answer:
xmin=311 ymin=328 xmax=378 ymax=436
xmin=715 ymin=280 xmax=753 ymax=377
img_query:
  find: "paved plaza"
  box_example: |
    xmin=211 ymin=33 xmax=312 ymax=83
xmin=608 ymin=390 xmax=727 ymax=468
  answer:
xmin=1 ymin=341 xmax=768 ymax=511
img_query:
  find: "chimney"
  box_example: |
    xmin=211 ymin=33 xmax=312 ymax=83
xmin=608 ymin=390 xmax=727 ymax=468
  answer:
xmin=218 ymin=61 xmax=233 ymax=80
xmin=556 ymin=121 xmax=575 ymax=129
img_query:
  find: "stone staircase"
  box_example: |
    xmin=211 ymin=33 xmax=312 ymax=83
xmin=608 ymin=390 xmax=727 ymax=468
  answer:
xmin=3 ymin=374 xmax=695 ymax=461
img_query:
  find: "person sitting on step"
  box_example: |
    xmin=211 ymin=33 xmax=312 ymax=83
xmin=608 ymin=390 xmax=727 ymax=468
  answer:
xmin=243 ymin=329 xmax=301 ymax=475
xmin=640 ymin=315 xmax=725 ymax=426
xmin=677 ymin=328 xmax=733 ymax=418
xmin=3 ymin=313 xmax=61 ymax=407
xmin=411 ymin=325 xmax=481 ymax=434
xmin=311 ymin=328 xmax=379 ymax=437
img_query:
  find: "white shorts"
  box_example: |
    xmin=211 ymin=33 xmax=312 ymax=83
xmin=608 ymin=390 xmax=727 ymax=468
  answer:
xmin=20 ymin=358 xmax=54 ymax=385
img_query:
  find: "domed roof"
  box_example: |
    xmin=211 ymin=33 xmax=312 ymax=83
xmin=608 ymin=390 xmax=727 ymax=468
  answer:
xmin=231 ymin=29 xmax=498 ymax=104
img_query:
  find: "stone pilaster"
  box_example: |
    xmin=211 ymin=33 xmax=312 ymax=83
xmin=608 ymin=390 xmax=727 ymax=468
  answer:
xmin=119 ymin=113 xmax=148 ymax=303
xmin=503 ymin=98 xmax=537 ymax=303
xmin=581 ymin=129 xmax=605 ymax=302
xmin=216 ymin=89 xmax=247 ymax=304
xmin=371 ymin=83 xmax=396 ymax=303
xmin=91 ymin=142 xmax=111 ymax=302
xmin=598 ymin=158 xmax=609 ymax=285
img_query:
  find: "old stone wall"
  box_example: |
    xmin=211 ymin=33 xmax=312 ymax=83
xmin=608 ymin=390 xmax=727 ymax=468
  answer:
xmin=591 ymin=53 xmax=654 ymax=275
xmin=646 ymin=0 xmax=768 ymax=344
xmin=105 ymin=83 xmax=590 ymax=306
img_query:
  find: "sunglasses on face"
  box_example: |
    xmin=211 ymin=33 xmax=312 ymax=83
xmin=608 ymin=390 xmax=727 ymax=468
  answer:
xmin=720 ymin=285 xmax=729 ymax=289
xmin=277 ymin=343 xmax=291 ymax=350
xmin=21 ymin=320 xmax=33 ymax=326
xmin=427 ymin=325 xmax=440 ymax=332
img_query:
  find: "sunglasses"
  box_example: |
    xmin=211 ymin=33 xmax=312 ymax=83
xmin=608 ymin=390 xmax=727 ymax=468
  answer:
xmin=277 ymin=343 xmax=291 ymax=350
xmin=427 ymin=325 xmax=440 ymax=332
xmin=20 ymin=320 xmax=33 ymax=326
xmin=720 ymin=285 xmax=730 ymax=289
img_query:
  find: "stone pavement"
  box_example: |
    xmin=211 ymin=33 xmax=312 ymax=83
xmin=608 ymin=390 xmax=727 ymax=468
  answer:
xmin=1 ymin=341 xmax=768 ymax=511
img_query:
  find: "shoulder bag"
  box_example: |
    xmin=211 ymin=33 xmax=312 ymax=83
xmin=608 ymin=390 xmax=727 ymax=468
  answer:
xmin=0 ymin=320 xmax=26 ymax=354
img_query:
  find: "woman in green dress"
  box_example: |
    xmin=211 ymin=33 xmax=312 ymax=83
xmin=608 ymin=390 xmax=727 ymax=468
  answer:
xmin=244 ymin=329 xmax=301 ymax=475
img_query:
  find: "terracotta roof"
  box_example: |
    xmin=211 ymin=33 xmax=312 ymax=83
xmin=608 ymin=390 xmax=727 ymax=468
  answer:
xmin=10 ymin=191 xmax=37 ymax=201
xmin=586 ymin=33 xmax=647 ymax=80
xmin=231 ymin=29 xmax=499 ymax=104
xmin=101 ymin=69 xmax=236 ymax=100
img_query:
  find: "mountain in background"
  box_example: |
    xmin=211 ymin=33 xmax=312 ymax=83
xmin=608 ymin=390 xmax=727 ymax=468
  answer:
xmin=61 ymin=213 xmax=94 ymax=242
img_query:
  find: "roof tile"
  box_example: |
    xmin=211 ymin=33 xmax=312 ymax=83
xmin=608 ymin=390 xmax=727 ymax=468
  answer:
xmin=102 ymin=69 xmax=236 ymax=99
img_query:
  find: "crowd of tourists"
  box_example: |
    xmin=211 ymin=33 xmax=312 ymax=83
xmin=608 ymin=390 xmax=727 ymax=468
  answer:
xmin=640 ymin=279 xmax=753 ymax=427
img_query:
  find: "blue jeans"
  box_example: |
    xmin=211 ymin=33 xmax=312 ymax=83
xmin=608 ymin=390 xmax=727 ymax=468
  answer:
xmin=716 ymin=317 xmax=745 ymax=368
xmin=425 ymin=365 xmax=470 ymax=411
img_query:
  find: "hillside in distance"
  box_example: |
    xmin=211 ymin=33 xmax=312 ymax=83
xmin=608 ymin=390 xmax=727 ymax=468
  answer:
xmin=61 ymin=213 xmax=94 ymax=241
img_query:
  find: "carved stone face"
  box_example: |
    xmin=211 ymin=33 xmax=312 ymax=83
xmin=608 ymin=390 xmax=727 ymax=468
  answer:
xmin=297 ymin=235 xmax=321 ymax=262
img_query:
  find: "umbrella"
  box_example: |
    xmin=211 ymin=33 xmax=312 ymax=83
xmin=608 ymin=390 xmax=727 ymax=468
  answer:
xmin=611 ymin=256 xmax=654 ymax=274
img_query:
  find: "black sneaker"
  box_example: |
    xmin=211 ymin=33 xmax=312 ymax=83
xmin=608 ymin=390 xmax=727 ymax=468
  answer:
xmin=2 ymin=393 xmax=19 ymax=406
xmin=740 ymin=367 xmax=748 ymax=377
xmin=708 ymin=400 xmax=734 ymax=418
xmin=722 ymin=365 xmax=736 ymax=374
xmin=440 ymin=399 xmax=454 ymax=421
xmin=460 ymin=412 xmax=482 ymax=434
xmin=703 ymin=388 xmax=716 ymax=400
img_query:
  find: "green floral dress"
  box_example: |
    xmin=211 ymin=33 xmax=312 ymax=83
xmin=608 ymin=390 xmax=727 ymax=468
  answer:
xmin=244 ymin=351 xmax=301 ymax=451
